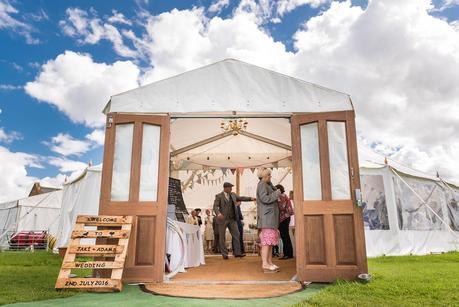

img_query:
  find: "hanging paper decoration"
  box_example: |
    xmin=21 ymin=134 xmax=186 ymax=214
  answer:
xmin=230 ymin=169 xmax=236 ymax=175
xmin=196 ymin=177 xmax=202 ymax=184
xmin=238 ymin=168 xmax=245 ymax=175
xmin=250 ymin=168 xmax=256 ymax=173
xmin=221 ymin=167 xmax=228 ymax=175
xmin=181 ymin=160 xmax=192 ymax=170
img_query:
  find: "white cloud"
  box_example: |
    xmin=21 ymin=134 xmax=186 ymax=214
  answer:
xmin=46 ymin=133 xmax=91 ymax=156
xmin=208 ymin=0 xmax=230 ymax=13
xmin=45 ymin=129 xmax=105 ymax=156
xmin=0 ymin=84 xmax=21 ymax=90
xmin=0 ymin=127 xmax=22 ymax=143
xmin=437 ymin=0 xmax=459 ymax=10
xmin=0 ymin=146 xmax=41 ymax=202
xmin=291 ymin=0 xmax=459 ymax=182
xmin=276 ymin=0 xmax=330 ymax=16
xmin=107 ymin=10 xmax=132 ymax=25
xmin=127 ymin=7 xmax=295 ymax=84
xmin=85 ymin=129 xmax=105 ymax=146
xmin=60 ymin=8 xmax=137 ymax=58
xmin=25 ymin=51 xmax=140 ymax=127
xmin=0 ymin=0 xmax=39 ymax=44
xmin=48 ymin=156 xmax=88 ymax=173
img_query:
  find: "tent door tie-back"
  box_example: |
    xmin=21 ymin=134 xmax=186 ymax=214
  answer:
xmin=390 ymin=167 xmax=459 ymax=243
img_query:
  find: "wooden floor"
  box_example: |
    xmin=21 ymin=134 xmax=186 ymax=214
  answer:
xmin=171 ymin=255 xmax=296 ymax=281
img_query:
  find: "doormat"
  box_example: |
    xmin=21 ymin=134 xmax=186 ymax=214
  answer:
xmin=141 ymin=281 xmax=304 ymax=299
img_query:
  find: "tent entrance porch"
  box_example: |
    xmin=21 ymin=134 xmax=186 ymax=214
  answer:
xmin=167 ymin=117 xmax=295 ymax=283
xmin=98 ymin=111 xmax=368 ymax=283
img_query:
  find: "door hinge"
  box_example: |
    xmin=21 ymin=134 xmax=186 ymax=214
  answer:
xmin=107 ymin=115 xmax=113 ymax=128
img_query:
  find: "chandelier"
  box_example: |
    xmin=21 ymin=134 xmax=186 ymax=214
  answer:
xmin=220 ymin=118 xmax=248 ymax=135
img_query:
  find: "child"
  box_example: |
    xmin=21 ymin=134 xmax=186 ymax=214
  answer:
xmin=204 ymin=209 xmax=214 ymax=253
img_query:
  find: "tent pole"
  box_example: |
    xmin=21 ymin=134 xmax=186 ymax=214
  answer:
xmin=236 ymin=169 xmax=240 ymax=195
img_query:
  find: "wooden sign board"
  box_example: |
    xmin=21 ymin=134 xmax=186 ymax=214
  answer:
xmin=168 ymin=177 xmax=188 ymax=222
xmin=68 ymin=245 xmax=123 ymax=255
xmin=55 ymin=215 xmax=133 ymax=293
xmin=55 ymin=278 xmax=121 ymax=291
xmin=62 ymin=261 xmax=124 ymax=269
xmin=76 ymin=215 xmax=133 ymax=226
xmin=71 ymin=229 xmax=130 ymax=239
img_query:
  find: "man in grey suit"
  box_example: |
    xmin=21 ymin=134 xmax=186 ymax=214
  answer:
xmin=213 ymin=182 xmax=255 ymax=259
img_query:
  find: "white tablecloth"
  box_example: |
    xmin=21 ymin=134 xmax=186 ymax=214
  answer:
xmin=166 ymin=220 xmax=205 ymax=273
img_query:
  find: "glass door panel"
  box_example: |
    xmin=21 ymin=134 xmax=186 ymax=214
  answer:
xmin=111 ymin=123 xmax=134 ymax=201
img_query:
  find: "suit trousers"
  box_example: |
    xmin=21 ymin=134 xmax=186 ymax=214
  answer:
xmin=232 ymin=222 xmax=245 ymax=254
xmin=218 ymin=219 xmax=241 ymax=256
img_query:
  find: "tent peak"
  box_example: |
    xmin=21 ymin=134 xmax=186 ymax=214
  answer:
xmin=109 ymin=58 xmax=351 ymax=100
xmin=104 ymin=58 xmax=353 ymax=114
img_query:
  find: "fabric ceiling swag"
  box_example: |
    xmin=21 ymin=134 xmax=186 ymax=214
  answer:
xmin=170 ymin=130 xmax=291 ymax=157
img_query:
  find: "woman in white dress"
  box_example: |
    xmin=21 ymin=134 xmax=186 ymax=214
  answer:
xmin=204 ymin=209 xmax=214 ymax=253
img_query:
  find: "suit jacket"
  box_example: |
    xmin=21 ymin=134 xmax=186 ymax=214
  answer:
xmin=213 ymin=192 xmax=251 ymax=224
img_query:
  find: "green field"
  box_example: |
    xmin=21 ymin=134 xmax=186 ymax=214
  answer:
xmin=0 ymin=251 xmax=458 ymax=306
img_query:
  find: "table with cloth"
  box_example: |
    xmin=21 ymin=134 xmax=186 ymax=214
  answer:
xmin=166 ymin=220 xmax=205 ymax=273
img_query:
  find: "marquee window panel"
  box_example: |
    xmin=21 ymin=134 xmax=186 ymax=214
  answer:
xmin=361 ymin=174 xmax=389 ymax=230
xmin=393 ymin=175 xmax=445 ymax=230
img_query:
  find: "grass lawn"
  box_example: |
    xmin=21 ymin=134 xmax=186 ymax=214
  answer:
xmin=298 ymin=252 xmax=459 ymax=306
xmin=0 ymin=251 xmax=89 ymax=306
xmin=0 ymin=251 xmax=458 ymax=306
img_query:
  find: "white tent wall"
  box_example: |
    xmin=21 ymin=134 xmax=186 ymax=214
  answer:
xmin=0 ymin=200 xmax=19 ymax=246
xmin=361 ymin=165 xmax=459 ymax=257
xmin=0 ymin=191 xmax=62 ymax=247
xmin=52 ymin=163 xmax=458 ymax=257
xmin=56 ymin=165 xmax=101 ymax=248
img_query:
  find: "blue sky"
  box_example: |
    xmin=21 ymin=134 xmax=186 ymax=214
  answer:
xmin=0 ymin=0 xmax=458 ymax=201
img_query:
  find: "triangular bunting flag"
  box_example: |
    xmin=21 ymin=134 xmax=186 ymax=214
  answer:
xmin=238 ymin=168 xmax=245 ymax=175
xmin=221 ymin=167 xmax=228 ymax=175
xmin=230 ymin=169 xmax=236 ymax=175
xmin=250 ymin=168 xmax=256 ymax=173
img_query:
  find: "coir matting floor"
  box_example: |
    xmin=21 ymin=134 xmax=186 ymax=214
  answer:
xmin=144 ymin=255 xmax=301 ymax=299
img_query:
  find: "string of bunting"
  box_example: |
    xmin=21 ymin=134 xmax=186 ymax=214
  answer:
xmin=184 ymin=156 xmax=292 ymax=189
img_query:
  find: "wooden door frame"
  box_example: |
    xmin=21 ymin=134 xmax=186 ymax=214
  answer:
xmin=291 ymin=110 xmax=367 ymax=281
xmin=99 ymin=113 xmax=170 ymax=282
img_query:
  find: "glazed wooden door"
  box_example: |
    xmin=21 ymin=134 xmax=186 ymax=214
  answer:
xmin=99 ymin=113 xmax=170 ymax=283
xmin=291 ymin=111 xmax=367 ymax=282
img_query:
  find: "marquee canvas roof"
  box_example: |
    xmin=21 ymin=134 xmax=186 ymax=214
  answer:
xmin=170 ymin=118 xmax=291 ymax=169
xmin=105 ymin=59 xmax=353 ymax=115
